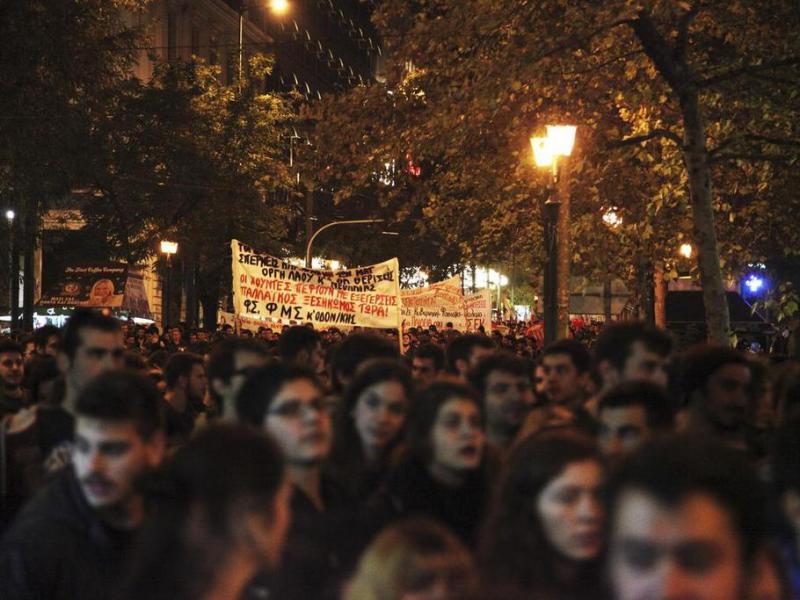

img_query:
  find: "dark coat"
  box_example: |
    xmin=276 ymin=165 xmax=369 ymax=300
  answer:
xmin=0 ymin=468 xmax=134 ymax=600
xmin=369 ymin=457 xmax=489 ymax=546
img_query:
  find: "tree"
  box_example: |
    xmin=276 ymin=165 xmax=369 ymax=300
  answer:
xmin=312 ymin=0 xmax=800 ymax=342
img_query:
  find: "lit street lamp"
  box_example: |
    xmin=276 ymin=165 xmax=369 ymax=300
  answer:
xmin=5 ymin=210 xmax=15 ymax=332
xmin=160 ymin=240 xmax=178 ymax=328
xmin=531 ymin=124 xmax=577 ymax=343
xmin=679 ymin=243 xmax=693 ymax=259
xmin=305 ymin=220 xmax=384 ymax=268
xmin=239 ymin=0 xmax=290 ymax=89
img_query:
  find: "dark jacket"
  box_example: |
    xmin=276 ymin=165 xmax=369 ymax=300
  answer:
xmin=0 ymin=468 xmax=134 ymax=600
xmin=370 ymin=457 xmax=488 ymax=546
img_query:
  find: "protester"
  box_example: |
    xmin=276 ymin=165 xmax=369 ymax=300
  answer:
xmin=32 ymin=324 xmax=60 ymax=358
xmin=467 ymin=351 xmax=535 ymax=454
xmin=330 ymin=332 xmax=399 ymax=395
xmin=446 ymin=334 xmax=495 ymax=381
xmin=0 ymin=370 xmax=166 ymax=600
xmin=118 ymin=425 xmax=290 ymax=600
xmin=479 ymin=432 xmax=605 ymax=599
xmin=345 ymin=518 xmax=477 ymax=600
xmin=162 ymin=352 xmax=207 ymax=447
xmin=0 ymin=339 xmax=26 ymax=415
xmin=207 ymin=337 xmax=270 ymax=421
xmin=236 ymin=362 xmax=354 ymax=599
xmin=410 ymin=343 xmax=446 ymax=389
xmin=279 ymin=325 xmax=327 ymax=385
xmin=596 ymin=380 xmax=675 ymax=459
xmin=371 ymin=381 xmax=488 ymax=545
xmin=539 ymin=339 xmax=593 ymax=409
xmin=329 ymin=359 xmax=414 ymax=498
xmin=593 ymin=321 xmax=673 ymax=393
xmin=606 ymin=435 xmax=767 ymax=600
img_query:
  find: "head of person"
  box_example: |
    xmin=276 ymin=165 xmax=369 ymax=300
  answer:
xmin=680 ymin=344 xmax=753 ymax=435
xmin=73 ymin=370 xmax=166 ymax=512
xmin=597 ymin=381 xmax=675 ymax=459
xmin=607 ymin=435 xmax=766 ymax=600
xmin=407 ymin=381 xmax=485 ymax=484
xmin=345 ymin=518 xmax=477 ymax=600
xmin=411 ymin=343 xmax=445 ymax=389
xmin=540 ymin=339 xmax=592 ymax=407
xmin=330 ymin=332 xmax=399 ymax=393
xmin=236 ymin=363 xmax=330 ymax=467
xmin=279 ymin=326 xmax=325 ymax=379
xmin=58 ymin=309 xmax=125 ymax=397
xmin=32 ymin=324 xmax=61 ymax=357
xmin=169 ymin=326 xmax=183 ymax=345
xmin=467 ymin=351 xmax=534 ymax=444
xmin=480 ymin=433 xmax=604 ymax=592
xmin=593 ymin=322 xmax=672 ymax=391
xmin=446 ymin=334 xmax=495 ymax=379
xmin=0 ymin=339 xmax=24 ymax=392
xmin=207 ymin=338 xmax=270 ymax=418
xmin=334 ymin=359 xmax=414 ymax=465
xmin=119 ymin=425 xmax=290 ymax=600
xmin=164 ymin=352 xmax=207 ymax=405
xmin=24 ymin=354 xmax=61 ymax=405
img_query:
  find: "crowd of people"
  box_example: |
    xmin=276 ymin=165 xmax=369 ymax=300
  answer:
xmin=0 ymin=310 xmax=798 ymax=599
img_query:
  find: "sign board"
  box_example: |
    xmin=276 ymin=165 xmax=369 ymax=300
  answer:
xmin=231 ymin=240 xmax=401 ymax=329
xmin=400 ymin=276 xmax=467 ymax=331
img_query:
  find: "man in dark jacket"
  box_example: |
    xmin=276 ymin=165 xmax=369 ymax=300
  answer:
xmin=0 ymin=370 xmax=166 ymax=600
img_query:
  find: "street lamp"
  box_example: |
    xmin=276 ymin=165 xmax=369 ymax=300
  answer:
xmin=5 ymin=210 xmax=15 ymax=331
xmin=305 ymin=220 xmax=384 ymax=268
xmin=679 ymin=243 xmax=693 ymax=259
xmin=239 ymin=0 xmax=290 ymax=89
xmin=531 ymin=124 xmax=577 ymax=343
xmin=160 ymin=241 xmax=178 ymax=328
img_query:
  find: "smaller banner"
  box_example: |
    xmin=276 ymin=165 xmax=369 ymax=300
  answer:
xmin=464 ymin=289 xmax=493 ymax=333
xmin=231 ymin=240 xmax=401 ymax=329
xmin=400 ymin=276 xmax=467 ymax=332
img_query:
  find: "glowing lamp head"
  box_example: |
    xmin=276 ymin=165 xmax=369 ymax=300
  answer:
xmin=160 ymin=240 xmax=178 ymax=255
xmin=270 ymin=0 xmax=290 ymax=16
xmin=679 ymin=243 xmax=693 ymax=259
xmin=545 ymin=125 xmax=577 ymax=157
xmin=531 ymin=136 xmax=554 ymax=167
xmin=745 ymin=275 xmax=764 ymax=293
xmin=5 ymin=210 xmax=14 ymax=222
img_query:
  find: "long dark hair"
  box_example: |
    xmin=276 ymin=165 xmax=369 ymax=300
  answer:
xmin=479 ymin=432 xmax=603 ymax=598
xmin=118 ymin=425 xmax=285 ymax=600
xmin=330 ymin=358 xmax=414 ymax=471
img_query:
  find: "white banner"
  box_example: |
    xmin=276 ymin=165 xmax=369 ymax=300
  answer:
xmin=400 ymin=276 xmax=467 ymax=331
xmin=231 ymin=240 xmax=401 ymax=329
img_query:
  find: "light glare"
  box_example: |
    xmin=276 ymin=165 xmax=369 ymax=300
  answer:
xmin=546 ymin=125 xmax=577 ymax=157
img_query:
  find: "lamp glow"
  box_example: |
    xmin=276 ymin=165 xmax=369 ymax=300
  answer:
xmin=160 ymin=240 xmax=178 ymax=255
xmin=270 ymin=0 xmax=290 ymax=15
xmin=4 ymin=210 xmax=14 ymax=222
xmin=545 ymin=125 xmax=577 ymax=157
xmin=679 ymin=243 xmax=693 ymax=259
xmin=530 ymin=136 xmax=554 ymax=167
xmin=745 ymin=275 xmax=764 ymax=293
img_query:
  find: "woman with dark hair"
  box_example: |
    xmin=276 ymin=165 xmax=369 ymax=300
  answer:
xmin=118 ymin=425 xmax=290 ymax=600
xmin=479 ymin=433 xmax=605 ymax=599
xmin=370 ymin=381 xmax=488 ymax=545
xmin=329 ymin=358 xmax=414 ymax=498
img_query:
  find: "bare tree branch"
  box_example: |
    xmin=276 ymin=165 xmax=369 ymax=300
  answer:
xmin=711 ymin=153 xmax=793 ymax=164
xmin=610 ymin=129 xmax=683 ymax=148
xmin=699 ymin=57 xmax=800 ymax=88
xmin=710 ymin=134 xmax=800 ymax=156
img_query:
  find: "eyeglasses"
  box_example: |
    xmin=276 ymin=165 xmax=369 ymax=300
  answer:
xmin=267 ymin=397 xmax=328 ymax=419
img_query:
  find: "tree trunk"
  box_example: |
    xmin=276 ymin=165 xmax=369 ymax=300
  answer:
xmin=637 ymin=259 xmax=655 ymax=325
xmin=603 ymin=276 xmax=612 ymax=323
xmin=680 ymin=91 xmax=730 ymax=344
xmin=21 ymin=201 xmax=36 ymax=332
xmin=200 ymin=290 xmax=219 ymax=331
xmin=654 ymin=263 xmax=666 ymax=328
xmin=556 ymin=157 xmax=572 ymax=339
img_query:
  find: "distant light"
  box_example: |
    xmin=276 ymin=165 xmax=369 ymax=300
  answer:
xmin=679 ymin=243 xmax=693 ymax=259
xmin=270 ymin=0 xmax=290 ymax=15
xmin=4 ymin=210 xmax=14 ymax=222
xmin=745 ymin=275 xmax=764 ymax=293
xmin=602 ymin=208 xmax=622 ymax=228
xmin=160 ymin=240 xmax=178 ymax=255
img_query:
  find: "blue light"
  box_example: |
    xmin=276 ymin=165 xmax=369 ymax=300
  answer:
xmin=745 ymin=275 xmax=764 ymax=293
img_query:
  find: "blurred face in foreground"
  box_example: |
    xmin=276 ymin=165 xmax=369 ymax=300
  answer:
xmin=609 ymin=490 xmax=744 ymax=600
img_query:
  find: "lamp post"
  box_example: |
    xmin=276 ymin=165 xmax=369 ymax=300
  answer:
xmin=5 ymin=210 xmax=15 ymax=332
xmin=238 ymin=0 xmax=290 ymax=90
xmin=531 ymin=125 xmax=577 ymax=343
xmin=305 ymin=220 xmax=384 ymax=268
xmin=160 ymin=241 xmax=178 ymax=328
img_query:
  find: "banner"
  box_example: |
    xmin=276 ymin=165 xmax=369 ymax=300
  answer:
xmin=400 ymin=276 xmax=467 ymax=331
xmin=231 ymin=240 xmax=401 ymax=329
xmin=464 ymin=289 xmax=493 ymax=333
xmin=39 ymin=264 xmax=128 ymax=308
